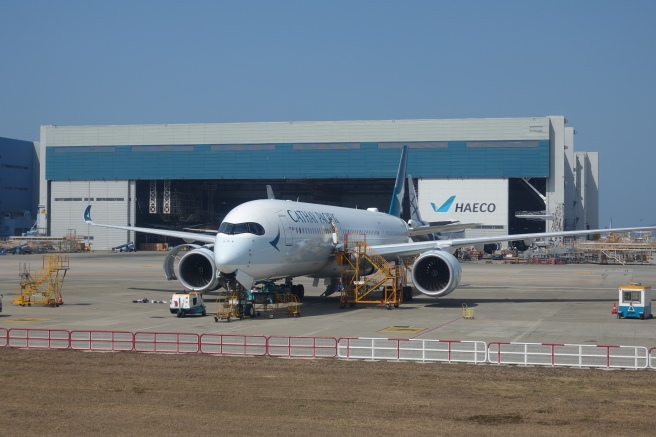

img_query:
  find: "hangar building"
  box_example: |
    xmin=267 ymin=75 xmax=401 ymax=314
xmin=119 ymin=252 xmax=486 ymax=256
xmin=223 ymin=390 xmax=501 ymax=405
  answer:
xmin=38 ymin=116 xmax=599 ymax=250
xmin=0 ymin=137 xmax=40 ymax=238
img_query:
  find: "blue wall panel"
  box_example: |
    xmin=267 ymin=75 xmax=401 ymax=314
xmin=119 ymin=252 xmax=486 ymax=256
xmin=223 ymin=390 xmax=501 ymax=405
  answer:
xmin=46 ymin=140 xmax=550 ymax=181
xmin=0 ymin=137 xmax=35 ymax=215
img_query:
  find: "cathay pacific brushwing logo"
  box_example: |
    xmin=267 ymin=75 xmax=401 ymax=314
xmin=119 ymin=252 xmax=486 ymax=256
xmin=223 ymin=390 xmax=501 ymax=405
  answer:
xmin=269 ymin=227 xmax=281 ymax=251
xmin=431 ymin=196 xmax=456 ymax=213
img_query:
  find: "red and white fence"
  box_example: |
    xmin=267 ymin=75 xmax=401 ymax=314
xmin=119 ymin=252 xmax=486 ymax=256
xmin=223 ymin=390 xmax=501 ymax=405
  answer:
xmin=2 ymin=327 xmax=655 ymax=370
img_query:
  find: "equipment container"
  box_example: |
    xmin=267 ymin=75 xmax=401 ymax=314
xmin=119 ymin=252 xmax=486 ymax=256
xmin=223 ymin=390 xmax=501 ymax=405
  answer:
xmin=617 ymin=283 xmax=652 ymax=320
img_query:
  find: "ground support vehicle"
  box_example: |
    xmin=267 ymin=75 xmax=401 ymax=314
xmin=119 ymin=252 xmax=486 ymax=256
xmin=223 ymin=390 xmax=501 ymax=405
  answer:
xmin=169 ymin=291 xmax=207 ymax=317
xmin=617 ymin=283 xmax=653 ymax=320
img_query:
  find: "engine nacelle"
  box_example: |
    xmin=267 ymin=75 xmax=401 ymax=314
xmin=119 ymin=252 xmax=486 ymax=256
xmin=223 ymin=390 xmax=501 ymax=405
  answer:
xmin=177 ymin=246 xmax=220 ymax=293
xmin=475 ymin=243 xmax=500 ymax=255
xmin=411 ymin=250 xmax=462 ymax=297
xmin=510 ymin=239 xmax=533 ymax=252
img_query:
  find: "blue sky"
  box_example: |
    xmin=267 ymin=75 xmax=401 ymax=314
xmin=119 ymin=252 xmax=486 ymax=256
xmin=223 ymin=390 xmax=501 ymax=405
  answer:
xmin=1 ymin=1 xmax=654 ymax=227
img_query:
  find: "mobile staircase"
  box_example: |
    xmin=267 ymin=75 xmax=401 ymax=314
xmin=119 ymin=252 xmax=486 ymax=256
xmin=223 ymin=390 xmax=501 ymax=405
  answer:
xmin=336 ymin=235 xmax=409 ymax=309
xmin=12 ymin=255 xmax=70 ymax=307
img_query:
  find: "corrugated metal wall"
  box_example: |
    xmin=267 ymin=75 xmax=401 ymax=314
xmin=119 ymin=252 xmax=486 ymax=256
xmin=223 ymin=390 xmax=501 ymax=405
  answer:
xmin=43 ymin=118 xmax=551 ymax=181
xmin=43 ymin=118 xmax=550 ymax=146
xmin=51 ymin=180 xmax=133 ymax=250
xmin=45 ymin=144 xmax=551 ymax=182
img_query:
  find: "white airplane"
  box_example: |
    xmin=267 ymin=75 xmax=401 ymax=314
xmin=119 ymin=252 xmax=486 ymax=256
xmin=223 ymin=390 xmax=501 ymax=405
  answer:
xmin=83 ymin=146 xmax=656 ymax=300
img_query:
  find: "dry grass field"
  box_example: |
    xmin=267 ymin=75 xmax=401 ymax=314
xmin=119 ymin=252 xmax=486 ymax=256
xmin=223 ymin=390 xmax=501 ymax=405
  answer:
xmin=1 ymin=348 xmax=656 ymax=436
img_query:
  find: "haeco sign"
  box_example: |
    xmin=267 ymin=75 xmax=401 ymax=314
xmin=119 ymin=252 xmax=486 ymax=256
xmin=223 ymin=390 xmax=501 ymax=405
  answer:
xmin=430 ymin=195 xmax=497 ymax=213
xmin=419 ymin=179 xmax=508 ymax=221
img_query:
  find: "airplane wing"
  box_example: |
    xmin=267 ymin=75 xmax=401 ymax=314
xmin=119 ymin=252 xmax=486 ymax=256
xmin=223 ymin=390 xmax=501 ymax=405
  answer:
xmin=83 ymin=206 xmax=216 ymax=244
xmin=182 ymin=227 xmax=219 ymax=234
xmin=371 ymin=225 xmax=656 ymax=259
xmin=408 ymin=222 xmax=479 ymax=237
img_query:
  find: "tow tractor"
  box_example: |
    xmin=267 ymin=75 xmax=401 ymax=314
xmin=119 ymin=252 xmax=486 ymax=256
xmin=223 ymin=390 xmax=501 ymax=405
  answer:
xmin=169 ymin=291 xmax=207 ymax=317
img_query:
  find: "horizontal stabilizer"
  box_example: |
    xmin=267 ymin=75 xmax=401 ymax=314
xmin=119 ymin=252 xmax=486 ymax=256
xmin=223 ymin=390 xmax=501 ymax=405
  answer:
xmin=408 ymin=223 xmax=479 ymax=237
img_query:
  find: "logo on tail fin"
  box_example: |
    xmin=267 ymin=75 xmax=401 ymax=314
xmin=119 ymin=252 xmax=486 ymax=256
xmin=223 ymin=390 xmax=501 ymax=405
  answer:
xmin=388 ymin=145 xmax=408 ymax=217
xmin=431 ymin=196 xmax=456 ymax=213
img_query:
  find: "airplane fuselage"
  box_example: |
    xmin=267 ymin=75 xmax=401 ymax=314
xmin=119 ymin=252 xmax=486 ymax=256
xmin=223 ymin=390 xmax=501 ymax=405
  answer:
xmin=214 ymin=199 xmax=411 ymax=281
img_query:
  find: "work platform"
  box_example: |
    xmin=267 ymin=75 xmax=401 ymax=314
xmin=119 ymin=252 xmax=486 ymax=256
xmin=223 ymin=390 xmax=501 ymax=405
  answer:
xmin=12 ymin=255 xmax=70 ymax=307
xmin=335 ymin=235 xmax=413 ymax=309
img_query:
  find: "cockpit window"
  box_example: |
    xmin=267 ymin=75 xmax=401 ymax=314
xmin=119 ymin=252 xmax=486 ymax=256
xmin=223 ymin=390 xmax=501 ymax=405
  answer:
xmin=218 ymin=222 xmax=265 ymax=236
xmin=248 ymin=223 xmax=265 ymax=235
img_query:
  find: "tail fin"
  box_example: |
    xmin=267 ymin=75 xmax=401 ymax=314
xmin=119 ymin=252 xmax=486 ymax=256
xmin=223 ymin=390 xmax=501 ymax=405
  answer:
xmin=266 ymin=185 xmax=275 ymax=199
xmin=407 ymin=175 xmax=423 ymax=222
xmin=388 ymin=145 xmax=408 ymax=217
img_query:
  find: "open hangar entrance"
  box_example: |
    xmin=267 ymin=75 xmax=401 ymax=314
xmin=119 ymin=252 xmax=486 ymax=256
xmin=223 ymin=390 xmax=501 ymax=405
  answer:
xmin=508 ymin=178 xmax=547 ymax=235
xmin=132 ymin=177 xmax=546 ymax=247
xmin=133 ymin=178 xmax=396 ymax=246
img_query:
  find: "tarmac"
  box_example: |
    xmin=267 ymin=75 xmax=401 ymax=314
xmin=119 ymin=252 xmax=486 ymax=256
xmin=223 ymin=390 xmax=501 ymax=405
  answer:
xmin=1 ymin=251 xmax=656 ymax=348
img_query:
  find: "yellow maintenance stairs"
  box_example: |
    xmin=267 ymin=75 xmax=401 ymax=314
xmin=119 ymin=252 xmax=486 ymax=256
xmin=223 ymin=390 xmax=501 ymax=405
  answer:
xmin=336 ymin=235 xmax=412 ymax=309
xmin=12 ymin=255 xmax=70 ymax=307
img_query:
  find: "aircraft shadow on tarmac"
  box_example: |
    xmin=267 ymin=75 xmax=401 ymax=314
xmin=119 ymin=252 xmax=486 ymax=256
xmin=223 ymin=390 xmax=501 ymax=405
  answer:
xmin=421 ymin=297 xmax=618 ymax=308
xmin=128 ymin=287 xmax=177 ymax=293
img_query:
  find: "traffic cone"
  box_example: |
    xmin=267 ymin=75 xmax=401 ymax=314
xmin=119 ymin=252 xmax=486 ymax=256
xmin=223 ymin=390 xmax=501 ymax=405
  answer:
xmin=611 ymin=302 xmax=617 ymax=314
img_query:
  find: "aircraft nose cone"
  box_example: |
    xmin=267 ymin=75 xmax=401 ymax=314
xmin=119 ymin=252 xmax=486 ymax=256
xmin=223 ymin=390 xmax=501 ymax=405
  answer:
xmin=215 ymin=236 xmax=249 ymax=274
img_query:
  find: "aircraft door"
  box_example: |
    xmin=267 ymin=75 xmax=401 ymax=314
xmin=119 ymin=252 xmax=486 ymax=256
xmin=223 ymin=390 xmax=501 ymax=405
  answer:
xmin=277 ymin=214 xmax=293 ymax=246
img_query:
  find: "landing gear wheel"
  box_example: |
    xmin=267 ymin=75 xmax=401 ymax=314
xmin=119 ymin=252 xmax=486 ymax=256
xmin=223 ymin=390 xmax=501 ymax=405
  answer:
xmin=298 ymin=284 xmax=305 ymax=300
xmin=214 ymin=316 xmax=218 ymax=322
xmin=394 ymin=302 xmax=399 ymax=308
xmin=386 ymin=303 xmax=392 ymax=310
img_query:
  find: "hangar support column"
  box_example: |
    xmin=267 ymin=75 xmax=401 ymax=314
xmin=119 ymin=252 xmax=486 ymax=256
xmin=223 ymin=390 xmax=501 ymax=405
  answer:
xmin=547 ymin=116 xmax=566 ymax=234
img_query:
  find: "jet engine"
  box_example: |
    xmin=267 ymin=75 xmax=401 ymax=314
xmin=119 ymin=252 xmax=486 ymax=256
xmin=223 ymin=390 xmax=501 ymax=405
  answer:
xmin=411 ymin=250 xmax=462 ymax=297
xmin=510 ymin=239 xmax=532 ymax=252
xmin=475 ymin=243 xmax=500 ymax=254
xmin=165 ymin=245 xmax=220 ymax=293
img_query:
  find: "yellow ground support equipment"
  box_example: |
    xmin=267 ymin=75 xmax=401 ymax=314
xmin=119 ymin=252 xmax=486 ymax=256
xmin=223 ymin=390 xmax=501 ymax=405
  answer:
xmin=214 ymin=291 xmax=241 ymax=322
xmin=462 ymin=303 xmax=475 ymax=319
xmin=336 ymin=235 xmax=409 ymax=309
xmin=12 ymin=255 xmax=70 ymax=307
xmin=274 ymin=293 xmax=301 ymax=317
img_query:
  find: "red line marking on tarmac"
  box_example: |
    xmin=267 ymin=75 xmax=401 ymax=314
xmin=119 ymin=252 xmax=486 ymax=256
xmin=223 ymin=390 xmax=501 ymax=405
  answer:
xmin=411 ymin=317 xmax=463 ymax=339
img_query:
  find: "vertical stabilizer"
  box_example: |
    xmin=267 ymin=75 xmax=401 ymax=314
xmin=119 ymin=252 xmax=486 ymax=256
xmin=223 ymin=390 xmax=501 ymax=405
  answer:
xmin=407 ymin=175 xmax=423 ymax=222
xmin=388 ymin=145 xmax=408 ymax=217
xmin=266 ymin=185 xmax=275 ymax=200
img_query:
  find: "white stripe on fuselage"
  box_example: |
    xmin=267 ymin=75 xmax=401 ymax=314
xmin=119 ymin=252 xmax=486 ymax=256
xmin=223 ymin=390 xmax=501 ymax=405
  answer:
xmin=215 ymin=199 xmax=410 ymax=280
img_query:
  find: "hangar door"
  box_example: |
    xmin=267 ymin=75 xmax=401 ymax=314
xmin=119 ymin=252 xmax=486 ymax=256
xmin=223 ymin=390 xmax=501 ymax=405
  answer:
xmin=50 ymin=180 xmax=135 ymax=250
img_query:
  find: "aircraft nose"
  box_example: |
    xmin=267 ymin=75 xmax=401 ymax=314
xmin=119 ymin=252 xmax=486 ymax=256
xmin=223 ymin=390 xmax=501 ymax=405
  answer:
xmin=215 ymin=236 xmax=250 ymax=274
